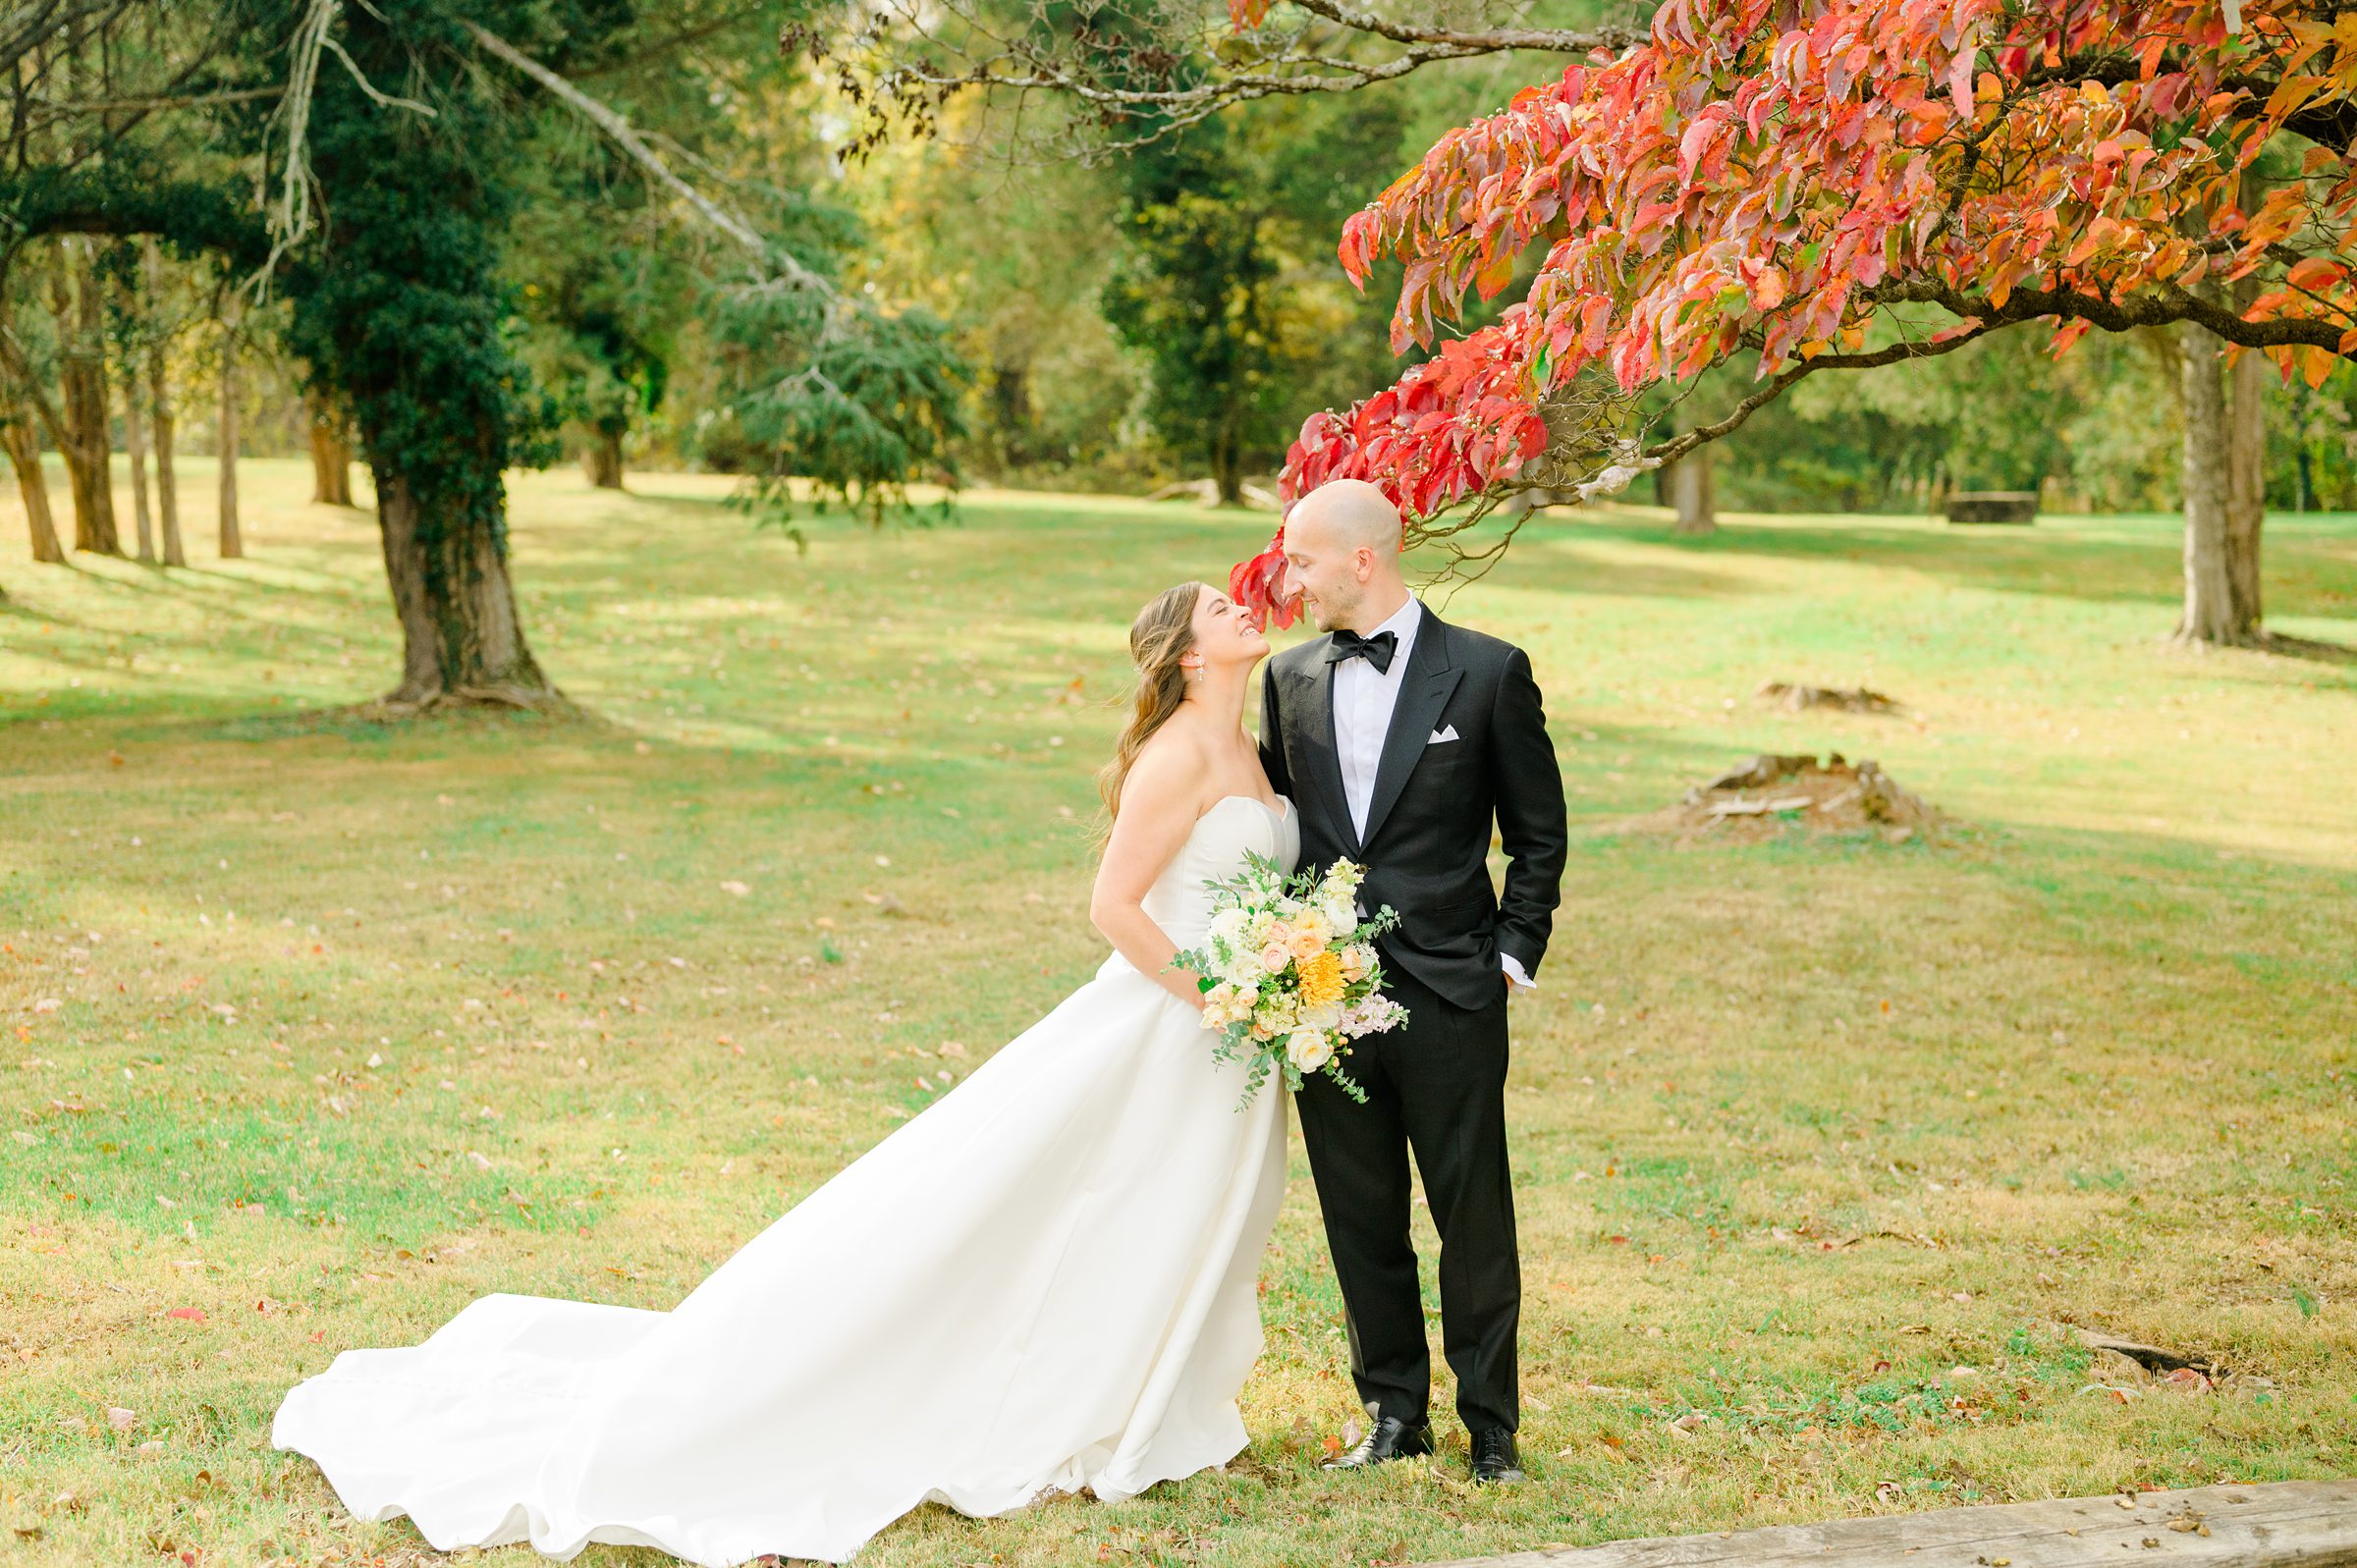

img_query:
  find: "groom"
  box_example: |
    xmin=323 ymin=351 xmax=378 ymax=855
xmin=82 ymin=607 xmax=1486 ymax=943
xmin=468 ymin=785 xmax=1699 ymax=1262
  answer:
xmin=1256 ymin=478 xmax=1566 ymax=1486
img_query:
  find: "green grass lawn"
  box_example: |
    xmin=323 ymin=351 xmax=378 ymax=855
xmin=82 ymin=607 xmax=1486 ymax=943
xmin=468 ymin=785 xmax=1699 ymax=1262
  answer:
xmin=3 ymin=460 xmax=2353 ymax=1567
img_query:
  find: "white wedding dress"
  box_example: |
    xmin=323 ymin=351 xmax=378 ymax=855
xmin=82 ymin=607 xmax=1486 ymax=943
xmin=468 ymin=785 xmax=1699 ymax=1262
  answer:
xmin=272 ymin=792 xmax=1299 ymax=1567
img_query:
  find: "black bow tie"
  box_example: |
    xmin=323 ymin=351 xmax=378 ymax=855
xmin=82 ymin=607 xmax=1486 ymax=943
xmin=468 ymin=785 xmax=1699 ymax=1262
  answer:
xmin=1326 ymin=628 xmax=1398 ymax=675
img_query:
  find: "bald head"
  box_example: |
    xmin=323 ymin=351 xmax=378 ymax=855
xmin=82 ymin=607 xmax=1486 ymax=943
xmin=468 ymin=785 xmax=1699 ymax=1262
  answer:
xmin=1279 ymin=479 xmax=1409 ymax=634
xmin=1287 ymin=479 xmax=1402 ymax=563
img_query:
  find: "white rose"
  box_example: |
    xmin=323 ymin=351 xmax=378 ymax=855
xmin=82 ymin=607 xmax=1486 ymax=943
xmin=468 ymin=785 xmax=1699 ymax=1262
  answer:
xmin=1302 ymin=1002 xmax=1343 ymax=1033
xmin=1286 ymin=1029 xmax=1336 ymax=1074
xmin=1208 ymin=908 xmax=1250 ymax=951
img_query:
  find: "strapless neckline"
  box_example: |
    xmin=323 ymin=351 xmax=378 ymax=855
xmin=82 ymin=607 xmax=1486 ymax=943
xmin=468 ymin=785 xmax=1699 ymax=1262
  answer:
xmin=1201 ymin=793 xmax=1291 ymax=826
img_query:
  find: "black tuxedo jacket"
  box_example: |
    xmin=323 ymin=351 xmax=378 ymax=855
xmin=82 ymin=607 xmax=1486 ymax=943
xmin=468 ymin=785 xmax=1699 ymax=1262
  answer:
xmin=1257 ymin=602 xmax=1567 ymax=1012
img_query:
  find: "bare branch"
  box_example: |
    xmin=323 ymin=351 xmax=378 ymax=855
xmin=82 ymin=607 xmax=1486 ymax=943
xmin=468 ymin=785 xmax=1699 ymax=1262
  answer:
xmin=252 ymin=0 xmax=439 ymax=290
xmin=22 ymin=85 xmax=279 ymax=118
xmin=319 ymin=33 xmax=434 ymax=116
xmin=871 ymin=38 xmax=1503 ymax=146
xmin=464 ymin=18 xmax=834 ymax=297
xmin=1279 ymin=0 xmax=1638 ymax=57
xmin=1456 ymin=314 xmax=2011 ymax=531
xmin=1644 ymin=323 xmax=2005 ymax=473
xmin=829 ymin=0 xmax=1646 ymax=159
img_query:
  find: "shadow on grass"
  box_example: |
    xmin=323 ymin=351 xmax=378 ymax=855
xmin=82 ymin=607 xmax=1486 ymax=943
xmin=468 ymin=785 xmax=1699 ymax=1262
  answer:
xmin=2242 ymin=630 xmax=2357 ymax=667
xmin=106 ymin=695 xmax=648 ymax=749
xmin=1496 ymin=510 xmax=2357 ymax=626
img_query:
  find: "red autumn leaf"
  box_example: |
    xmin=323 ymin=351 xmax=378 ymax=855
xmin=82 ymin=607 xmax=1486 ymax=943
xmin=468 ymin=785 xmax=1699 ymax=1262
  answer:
xmin=2286 ymin=256 xmax=2347 ymax=292
xmin=1228 ymin=0 xmax=2357 ymax=590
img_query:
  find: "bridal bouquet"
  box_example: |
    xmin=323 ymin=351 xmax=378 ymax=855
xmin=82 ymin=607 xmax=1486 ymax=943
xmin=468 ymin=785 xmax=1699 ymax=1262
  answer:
xmin=1167 ymin=852 xmax=1408 ymax=1109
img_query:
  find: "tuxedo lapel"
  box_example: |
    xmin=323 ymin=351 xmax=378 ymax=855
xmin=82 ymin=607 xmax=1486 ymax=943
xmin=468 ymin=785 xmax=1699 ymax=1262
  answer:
xmin=1286 ymin=646 xmax=1357 ymax=854
xmin=1359 ymin=605 xmax=1463 ymax=849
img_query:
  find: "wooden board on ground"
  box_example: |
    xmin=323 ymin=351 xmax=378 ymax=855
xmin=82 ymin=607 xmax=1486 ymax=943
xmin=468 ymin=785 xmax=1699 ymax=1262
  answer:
xmin=1413 ymin=1480 xmax=2357 ymax=1568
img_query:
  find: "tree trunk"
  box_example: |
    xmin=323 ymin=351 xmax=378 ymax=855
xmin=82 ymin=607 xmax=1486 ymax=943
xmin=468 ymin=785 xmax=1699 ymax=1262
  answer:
xmin=1670 ymin=448 xmax=1717 ymax=534
xmin=121 ymin=338 xmax=155 ymax=563
xmin=1668 ymin=404 xmax=1717 ymax=534
xmin=217 ymin=296 xmax=244 ymax=559
xmin=143 ymin=240 xmax=184 ymax=567
xmin=2225 ymin=323 xmax=2267 ymax=634
xmin=307 ymin=391 xmax=355 ymax=505
xmin=2174 ymin=323 xmax=2251 ymax=647
xmin=4 ymin=411 xmax=65 ymax=565
xmin=1211 ymin=410 xmax=1243 ymax=507
xmin=51 ymin=239 xmax=119 ymax=555
xmin=579 ymin=425 xmax=624 ymax=489
xmin=370 ymin=457 xmax=559 ymax=710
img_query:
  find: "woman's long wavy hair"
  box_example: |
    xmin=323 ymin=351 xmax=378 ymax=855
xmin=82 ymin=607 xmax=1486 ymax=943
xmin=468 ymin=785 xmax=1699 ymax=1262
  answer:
xmin=1093 ymin=582 xmax=1207 ymax=849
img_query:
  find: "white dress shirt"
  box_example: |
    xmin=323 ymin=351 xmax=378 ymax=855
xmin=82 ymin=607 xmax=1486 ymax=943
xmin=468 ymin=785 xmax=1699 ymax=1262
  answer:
xmin=1331 ymin=592 xmax=1424 ymax=843
xmin=1330 ymin=594 xmax=1535 ymax=995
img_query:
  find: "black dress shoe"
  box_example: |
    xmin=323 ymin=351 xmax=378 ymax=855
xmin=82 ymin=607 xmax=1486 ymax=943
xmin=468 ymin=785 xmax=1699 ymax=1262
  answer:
xmin=1468 ymin=1428 xmax=1525 ymax=1484
xmin=1321 ymin=1414 xmax=1434 ymax=1470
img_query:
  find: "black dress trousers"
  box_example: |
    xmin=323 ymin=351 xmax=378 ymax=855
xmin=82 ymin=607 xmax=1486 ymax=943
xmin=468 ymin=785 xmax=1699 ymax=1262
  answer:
xmin=1292 ymin=956 xmax=1519 ymax=1434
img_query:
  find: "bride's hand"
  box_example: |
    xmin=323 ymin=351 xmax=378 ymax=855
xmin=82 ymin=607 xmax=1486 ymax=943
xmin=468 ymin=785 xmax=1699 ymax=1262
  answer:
xmin=1165 ymin=966 xmax=1209 ymax=1013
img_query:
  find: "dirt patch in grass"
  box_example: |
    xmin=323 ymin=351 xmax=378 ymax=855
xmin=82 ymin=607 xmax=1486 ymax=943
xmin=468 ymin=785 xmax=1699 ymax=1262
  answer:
xmin=1755 ymin=680 xmax=1908 ymax=715
xmin=1623 ymin=751 xmax=1943 ymax=842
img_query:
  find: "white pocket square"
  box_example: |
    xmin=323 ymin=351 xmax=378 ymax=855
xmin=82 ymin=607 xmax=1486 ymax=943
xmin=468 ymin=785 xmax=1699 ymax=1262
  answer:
xmin=1427 ymin=724 xmax=1459 ymax=744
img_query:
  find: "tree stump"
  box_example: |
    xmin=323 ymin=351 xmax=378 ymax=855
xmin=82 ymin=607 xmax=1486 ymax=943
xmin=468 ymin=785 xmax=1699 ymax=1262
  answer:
xmin=1946 ymin=490 xmax=2038 ymax=524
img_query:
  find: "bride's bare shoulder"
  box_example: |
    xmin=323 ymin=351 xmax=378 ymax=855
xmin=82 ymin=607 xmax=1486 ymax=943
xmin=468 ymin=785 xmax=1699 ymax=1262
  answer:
xmin=1123 ymin=725 xmax=1212 ymax=810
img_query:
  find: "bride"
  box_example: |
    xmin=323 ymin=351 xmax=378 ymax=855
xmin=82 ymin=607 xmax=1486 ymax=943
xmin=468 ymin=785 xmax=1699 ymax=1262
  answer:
xmin=271 ymin=581 xmax=1302 ymax=1567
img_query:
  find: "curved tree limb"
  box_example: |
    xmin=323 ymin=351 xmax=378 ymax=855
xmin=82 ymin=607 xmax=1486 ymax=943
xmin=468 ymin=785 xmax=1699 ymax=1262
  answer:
xmin=1864 ymin=277 xmax=2355 ymax=354
xmin=870 ymin=37 xmax=1503 ymax=144
xmin=463 ymin=19 xmax=835 ymax=297
xmin=1279 ymin=0 xmax=1639 ymax=57
xmin=835 ymin=0 xmax=1642 ymax=155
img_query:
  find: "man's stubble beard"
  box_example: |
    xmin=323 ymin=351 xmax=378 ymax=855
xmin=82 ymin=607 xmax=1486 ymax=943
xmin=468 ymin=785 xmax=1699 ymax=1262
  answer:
xmin=1307 ymin=579 xmax=1360 ymax=634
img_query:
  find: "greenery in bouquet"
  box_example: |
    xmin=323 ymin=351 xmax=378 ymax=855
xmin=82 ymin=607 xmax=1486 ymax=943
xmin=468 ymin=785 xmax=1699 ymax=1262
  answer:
xmin=1167 ymin=852 xmax=1408 ymax=1111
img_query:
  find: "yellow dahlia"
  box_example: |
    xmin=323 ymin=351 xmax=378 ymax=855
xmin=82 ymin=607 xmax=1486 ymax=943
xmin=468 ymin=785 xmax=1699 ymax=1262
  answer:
xmin=1295 ymin=948 xmax=1345 ymax=1010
